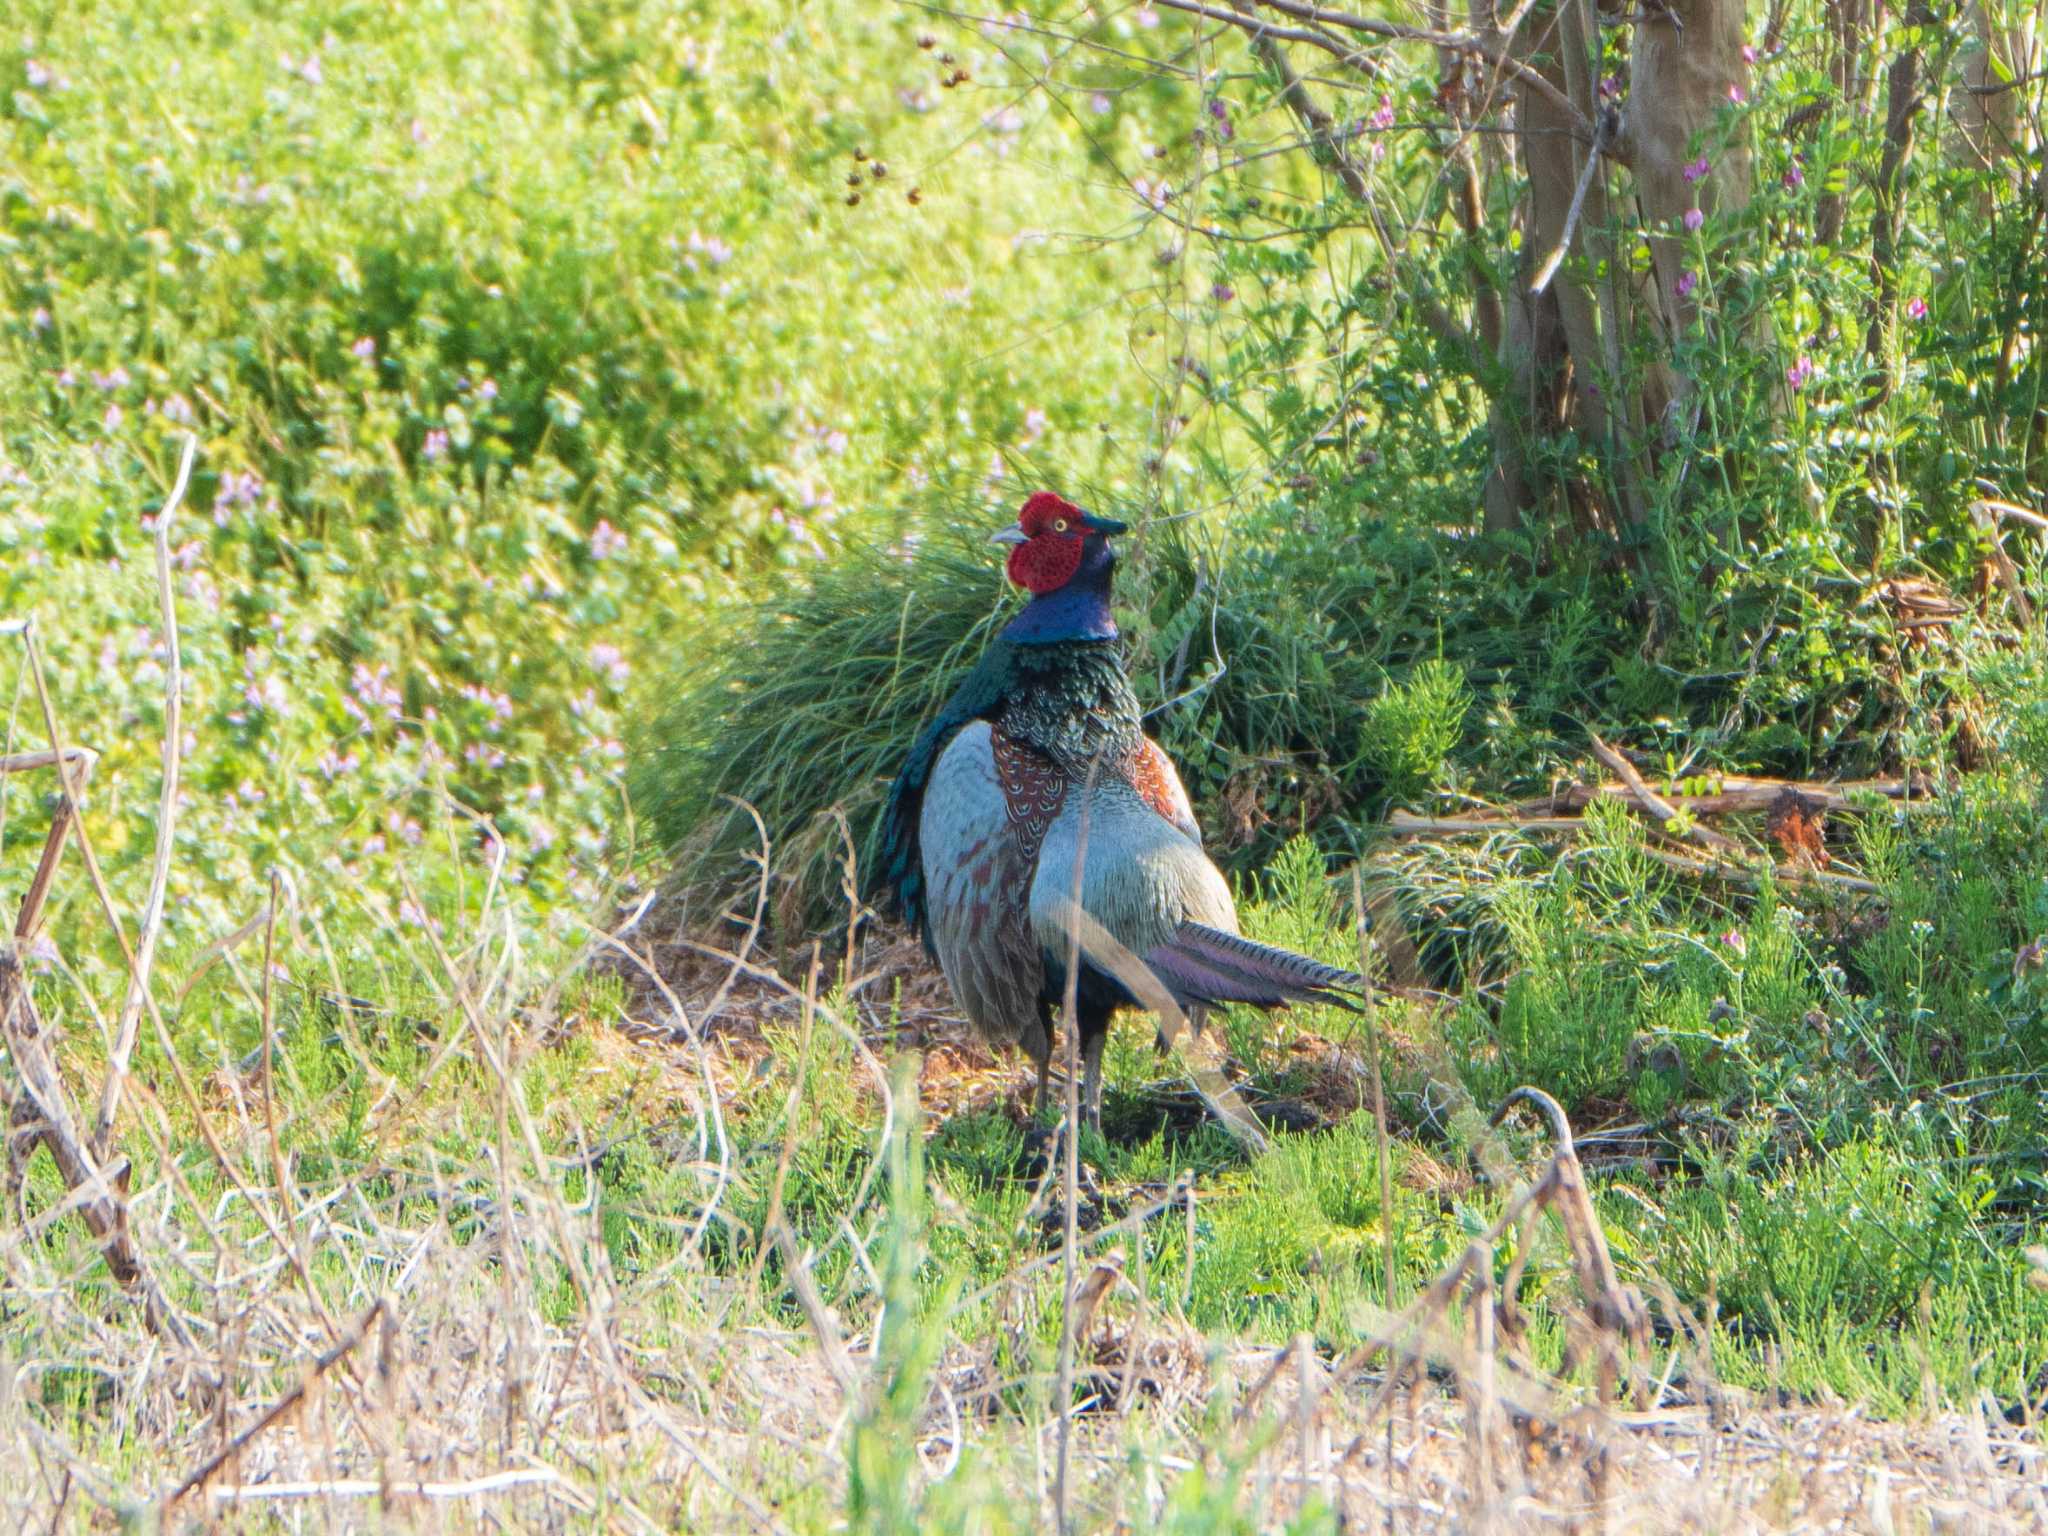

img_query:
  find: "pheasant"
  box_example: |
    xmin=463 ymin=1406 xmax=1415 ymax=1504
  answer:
xmin=874 ymin=491 xmax=1362 ymax=1132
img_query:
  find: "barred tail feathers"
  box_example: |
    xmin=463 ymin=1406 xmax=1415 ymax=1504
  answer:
xmin=1141 ymin=922 xmax=1364 ymax=1012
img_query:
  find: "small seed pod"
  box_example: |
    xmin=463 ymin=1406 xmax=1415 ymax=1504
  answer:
xmin=853 ymin=146 xmax=868 ymax=161
xmin=846 ymin=171 xmax=863 ymax=186
xmin=845 ymin=190 xmax=862 ymax=206
xmin=870 ymin=162 xmax=887 ymax=180
xmin=906 ymin=187 xmax=923 ymax=205
xmin=917 ymin=33 xmax=936 ymax=49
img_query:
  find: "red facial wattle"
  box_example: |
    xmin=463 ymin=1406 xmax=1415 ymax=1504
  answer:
xmin=1006 ymin=531 xmax=1084 ymax=594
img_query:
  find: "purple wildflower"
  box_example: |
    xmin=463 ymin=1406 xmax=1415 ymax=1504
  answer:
xmin=1212 ymin=282 xmax=1235 ymax=303
xmin=1369 ymin=94 xmax=1395 ymax=132
xmin=422 ymin=428 xmax=449 ymax=461
xmin=1786 ymin=355 xmax=1816 ymax=391
xmin=25 ymin=59 xmax=51 ymax=89
xmin=589 ymin=519 xmax=628 ymax=559
xmin=588 ymin=641 xmax=631 ymax=688
xmin=1090 ymin=92 xmax=1112 ymax=115
xmin=29 ymin=307 xmax=50 ymax=332
xmin=351 ymin=336 xmax=375 ymax=360
xmin=1783 ymin=163 xmax=1805 ymax=189
xmin=103 ymin=403 xmax=123 ymax=432
xmin=1742 ymin=44 xmax=1757 ymax=64
xmin=1906 ymin=296 xmax=1928 ymax=321
xmin=212 ymin=470 xmax=264 ymax=525
xmin=1673 ymin=270 xmax=1698 ymax=300
xmin=1599 ymin=76 xmax=1621 ymax=101
xmin=1721 ymin=929 xmax=1748 ymax=957
xmin=1683 ymin=207 xmax=1705 ymax=233
xmin=1683 ymin=155 xmax=1710 ymax=184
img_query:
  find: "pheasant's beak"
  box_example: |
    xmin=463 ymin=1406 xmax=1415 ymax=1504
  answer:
xmin=988 ymin=526 xmax=1029 ymax=548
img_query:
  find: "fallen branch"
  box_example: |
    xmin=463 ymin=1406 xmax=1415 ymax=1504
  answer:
xmin=1386 ymin=812 xmax=1587 ymax=835
xmin=1527 ymin=776 xmax=1929 ymax=818
xmin=1587 ymin=732 xmax=1749 ymax=859
xmin=1385 ymin=811 xmax=1885 ymax=894
xmin=1636 ymin=844 xmax=1883 ymax=896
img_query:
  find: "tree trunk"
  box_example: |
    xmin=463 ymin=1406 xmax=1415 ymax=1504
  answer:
xmin=1628 ymin=0 xmax=1755 ymax=430
xmin=1485 ymin=0 xmax=1751 ymax=535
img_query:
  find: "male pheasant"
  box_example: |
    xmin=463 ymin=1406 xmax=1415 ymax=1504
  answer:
xmin=874 ymin=492 xmax=1362 ymax=1132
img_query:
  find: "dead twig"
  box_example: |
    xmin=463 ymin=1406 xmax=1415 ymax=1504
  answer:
xmin=163 ymin=1297 xmax=387 ymax=1512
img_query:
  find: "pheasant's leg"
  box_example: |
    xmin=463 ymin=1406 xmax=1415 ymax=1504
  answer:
xmin=1080 ymin=1027 xmax=1107 ymax=1138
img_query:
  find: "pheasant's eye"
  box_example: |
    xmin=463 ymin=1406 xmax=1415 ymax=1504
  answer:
xmin=1052 ymin=518 xmax=1069 ymax=532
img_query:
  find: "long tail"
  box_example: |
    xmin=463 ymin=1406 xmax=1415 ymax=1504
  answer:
xmin=1141 ymin=922 xmax=1364 ymax=1012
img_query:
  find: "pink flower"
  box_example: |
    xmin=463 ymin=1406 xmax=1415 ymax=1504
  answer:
xmin=1212 ymin=282 xmax=1235 ymax=303
xmin=422 ymin=428 xmax=449 ymax=460
xmin=589 ymin=519 xmax=628 ymax=559
xmin=1673 ymin=270 xmax=1698 ymax=300
xmin=1599 ymin=76 xmax=1621 ymax=101
xmin=1783 ymin=163 xmax=1805 ymax=189
xmin=1727 ymin=84 xmax=1746 ymax=104
xmin=25 ymin=60 xmax=52 ymax=89
xmin=29 ymin=306 xmax=50 ymax=332
xmin=1742 ymin=44 xmax=1757 ymax=64
xmin=1786 ymin=355 xmax=1816 ymax=391
xmin=1683 ymin=207 xmax=1704 ymax=233
xmin=1720 ymin=928 xmax=1748 ymax=957
xmin=1369 ymin=94 xmax=1395 ymax=132
xmin=1683 ymin=155 xmax=1710 ymax=184
xmin=1905 ymin=297 xmax=1928 ymax=320
xmin=1090 ymin=92 xmax=1111 ymax=115
xmin=103 ymin=403 xmax=124 ymax=431
xmin=351 ymin=336 xmax=375 ymax=360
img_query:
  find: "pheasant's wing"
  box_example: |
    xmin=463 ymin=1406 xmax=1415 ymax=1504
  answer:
xmin=871 ymin=637 xmax=1019 ymax=948
xmin=1130 ymin=735 xmax=1202 ymax=845
xmin=917 ymin=722 xmax=1046 ymax=1047
xmin=1031 ymin=771 xmax=1364 ymax=1016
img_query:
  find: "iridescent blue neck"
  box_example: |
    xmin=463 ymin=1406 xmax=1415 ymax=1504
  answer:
xmin=1002 ymin=537 xmax=1118 ymax=644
